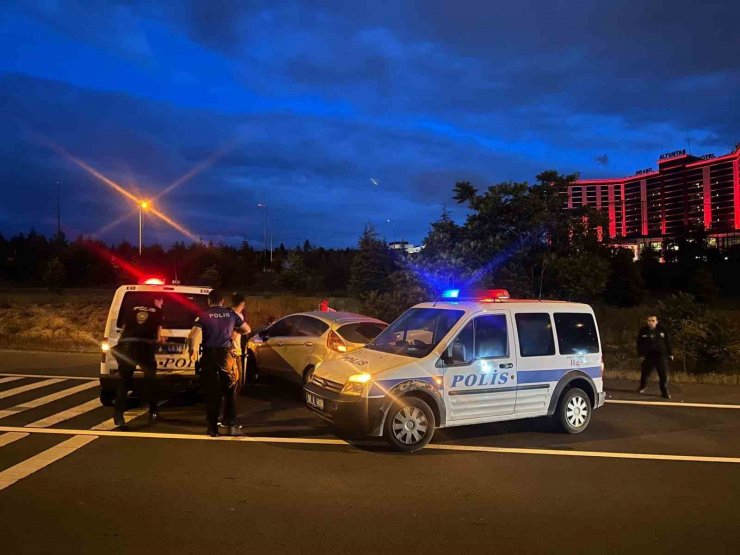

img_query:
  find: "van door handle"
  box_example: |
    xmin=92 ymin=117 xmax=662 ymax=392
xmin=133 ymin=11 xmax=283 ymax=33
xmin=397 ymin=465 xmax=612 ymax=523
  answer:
xmin=499 ymin=363 xmax=513 ymax=369
xmin=304 ymin=341 xmax=313 ymax=347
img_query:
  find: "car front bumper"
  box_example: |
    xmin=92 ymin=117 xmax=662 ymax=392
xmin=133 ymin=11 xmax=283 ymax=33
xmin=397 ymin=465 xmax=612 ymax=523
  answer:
xmin=596 ymin=391 xmax=606 ymax=408
xmin=303 ymin=381 xmax=385 ymax=436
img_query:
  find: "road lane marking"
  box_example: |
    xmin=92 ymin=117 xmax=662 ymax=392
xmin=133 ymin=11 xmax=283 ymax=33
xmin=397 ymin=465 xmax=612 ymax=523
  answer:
xmin=0 ymin=435 xmax=97 ymax=491
xmin=0 ymin=425 xmax=738 ymax=464
xmin=0 ymin=381 xmax=99 ymax=420
xmin=607 ymin=399 xmax=740 ymax=410
xmin=0 ymin=373 xmax=96 ymax=381
xmin=25 ymin=399 xmax=102 ymax=428
xmin=0 ymin=432 xmax=29 ymax=447
xmin=0 ymin=377 xmax=23 ymax=385
xmin=0 ymin=379 xmax=64 ymax=400
xmin=91 ymin=406 xmax=151 ymax=431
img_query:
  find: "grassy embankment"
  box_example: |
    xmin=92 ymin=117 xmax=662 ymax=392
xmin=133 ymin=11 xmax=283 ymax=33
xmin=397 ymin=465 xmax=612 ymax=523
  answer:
xmin=0 ymin=288 xmax=737 ymax=385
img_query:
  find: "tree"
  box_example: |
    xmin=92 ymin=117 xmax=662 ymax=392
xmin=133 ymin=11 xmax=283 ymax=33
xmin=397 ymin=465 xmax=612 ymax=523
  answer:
xmin=348 ymin=225 xmax=395 ymax=297
xmin=603 ymin=248 xmax=645 ymax=307
xmin=199 ymin=265 xmax=221 ymax=288
xmin=276 ymin=252 xmax=312 ymax=294
xmin=43 ymin=257 xmax=67 ymax=294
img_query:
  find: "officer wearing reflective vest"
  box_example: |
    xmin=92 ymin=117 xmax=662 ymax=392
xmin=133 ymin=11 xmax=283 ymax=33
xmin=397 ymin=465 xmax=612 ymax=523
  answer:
xmin=188 ymin=289 xmax=250 ymax=436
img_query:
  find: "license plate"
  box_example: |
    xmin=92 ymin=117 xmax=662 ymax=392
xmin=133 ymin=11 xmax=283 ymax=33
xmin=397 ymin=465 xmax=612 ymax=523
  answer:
xmin=157 ymin=344 xmax=184 ymax=354
xmin=306 ymin=393 xmax=324 ymax=410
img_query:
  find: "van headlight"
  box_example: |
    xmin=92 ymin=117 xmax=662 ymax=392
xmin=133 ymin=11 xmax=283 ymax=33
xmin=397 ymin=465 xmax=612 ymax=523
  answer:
xmin=342 ymin=373 xmax=371 ymax=396
xmin=101 ymin=340 xmax=110 ymax=353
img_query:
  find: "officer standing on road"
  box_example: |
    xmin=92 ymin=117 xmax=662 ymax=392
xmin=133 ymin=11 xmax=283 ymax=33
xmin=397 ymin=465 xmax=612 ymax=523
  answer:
xmin=188 ymin=289 xmax=250 ymax=437
xmin=112 ymin=295 xmax=165 ymax=427
xmin=636 ymin=314 xmax=673 ymax=399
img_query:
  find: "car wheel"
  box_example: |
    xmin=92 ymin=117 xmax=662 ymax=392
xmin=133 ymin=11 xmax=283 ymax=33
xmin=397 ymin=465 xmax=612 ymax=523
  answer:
xmin=99 ymin=388 xmax=115 ymax=407
xmin=557 ymin=387 xmax=592 ymax=434
xmin=383 ymin=396 xmax=436 ymax=452
xmin=303 ymin=365 xmax=315 ymax=386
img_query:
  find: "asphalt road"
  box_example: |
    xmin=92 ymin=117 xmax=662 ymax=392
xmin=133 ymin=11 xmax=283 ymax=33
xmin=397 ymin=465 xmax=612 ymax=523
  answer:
xmin=0 ymin=350 xmax=738 ymax=554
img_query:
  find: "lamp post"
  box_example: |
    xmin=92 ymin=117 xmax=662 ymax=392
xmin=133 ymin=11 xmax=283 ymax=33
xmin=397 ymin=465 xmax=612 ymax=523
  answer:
xmin=257 ymin=203 xmax=270 ymax=269
xmin=387 ymin=219 xmax=396 ymax=246
xmin=139 ymin=200 xmax=150 ymax=256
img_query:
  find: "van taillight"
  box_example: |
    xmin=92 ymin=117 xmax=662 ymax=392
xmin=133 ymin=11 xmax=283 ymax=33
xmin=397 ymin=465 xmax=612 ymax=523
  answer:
xmin=327 ymin=330 xmax=347 ymax=352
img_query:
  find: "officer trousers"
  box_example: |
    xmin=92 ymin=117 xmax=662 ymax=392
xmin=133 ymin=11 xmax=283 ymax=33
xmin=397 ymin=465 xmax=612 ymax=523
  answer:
xmin=200 ymin=347 xmax=238 ymax=428
xmin=112 ymin=341 xmax=158 ymax=414
xmin=640 ymin=356 xmax=669 ymax=394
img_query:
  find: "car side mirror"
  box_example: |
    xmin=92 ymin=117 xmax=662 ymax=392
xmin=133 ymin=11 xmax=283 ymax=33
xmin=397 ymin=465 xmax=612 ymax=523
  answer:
xmin=443 ymin=343 xmax=468 ymax=365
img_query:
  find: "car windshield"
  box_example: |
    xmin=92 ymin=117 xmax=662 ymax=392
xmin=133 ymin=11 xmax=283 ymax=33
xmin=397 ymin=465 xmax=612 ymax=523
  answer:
xmin=116 ymin=292 xmax=209 ymax=330
xmin=366 ymin=308 xmax=464 ymax=358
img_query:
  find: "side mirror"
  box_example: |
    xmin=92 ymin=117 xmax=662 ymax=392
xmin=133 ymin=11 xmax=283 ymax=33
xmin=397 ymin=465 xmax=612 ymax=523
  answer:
xmin=443 ymin=343 xmax=468 ymax=365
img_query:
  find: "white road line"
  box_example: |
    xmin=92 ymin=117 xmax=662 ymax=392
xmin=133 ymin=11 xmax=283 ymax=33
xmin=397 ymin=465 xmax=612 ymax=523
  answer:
xmin=0 ymin=425 xmax=738 ymax=465
xmin=0 ymin=435 xmax=97 ymax=491
xmin=607 ymin=399 xmax=740 ymax=410
xmin=0 ymin=381 xmax=99 ymax=420
xmin=0 ymin=379 xmax=64 ymax=400
xmin=25 ymin=398 xmax=102 ymax=428
xmin=0 ymin=377 xmax=23 ymax=385
xmin=0 ymin=432 xmax=29 ymax=447
xmin=91 ymin=407 xmax=151 ymax=431
xmin=0 ymin=372 xmax=96 ymax=381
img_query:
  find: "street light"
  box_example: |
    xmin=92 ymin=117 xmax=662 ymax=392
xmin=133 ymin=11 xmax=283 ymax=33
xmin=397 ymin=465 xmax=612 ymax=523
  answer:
xmin=387 ymin=219 xmax=396 ymax=246
xmin=257 ymin=203 xmax=272 ymax=269
xmin=139 ymin=200 xmax=150 ymax=256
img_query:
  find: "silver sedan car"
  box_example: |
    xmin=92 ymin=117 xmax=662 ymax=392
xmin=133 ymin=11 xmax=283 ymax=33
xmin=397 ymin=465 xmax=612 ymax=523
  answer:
xmin=247 ymin=311 xmax=387 ymax=385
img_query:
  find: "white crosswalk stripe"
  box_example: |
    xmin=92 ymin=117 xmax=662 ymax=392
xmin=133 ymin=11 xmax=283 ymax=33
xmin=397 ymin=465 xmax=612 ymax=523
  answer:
xmin=0 ymin=377 xmax=23 ymax=385
xmin=25 ymin=398 xmax=103 ymax=428
xmin=0 ymin=431 xmax=29 ymax=447
xmin=0 ymin=378 xmax=64 ymax=400
xmin=0 ymin=381 xmax=99 ymax=420
xmin=0 ymin=435 xmax=97 ymax=491
xmin=92 ymin=407 xmax=151 ymax=430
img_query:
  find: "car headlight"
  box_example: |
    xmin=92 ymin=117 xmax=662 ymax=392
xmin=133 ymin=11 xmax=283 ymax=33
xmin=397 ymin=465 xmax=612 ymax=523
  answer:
xmin=342 ymin=373 xmax=371 ymax=396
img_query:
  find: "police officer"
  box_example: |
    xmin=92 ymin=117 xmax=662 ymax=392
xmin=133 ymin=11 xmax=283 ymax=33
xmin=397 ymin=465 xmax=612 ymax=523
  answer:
xmin=188 ymin=289 xmax=250 ymax=436
xmin=112 ymin=295 xmax=165 ymax=427
xmin=636 ymin=314 xmax=673 ymax=399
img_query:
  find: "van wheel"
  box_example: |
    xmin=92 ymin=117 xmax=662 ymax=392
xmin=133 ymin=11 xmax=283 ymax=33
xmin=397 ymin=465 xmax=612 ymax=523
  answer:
xmin=100 ymin=388 xmax=115 ymax=407
xmin=384 ymin=397 xmax=435 ymax=452
xmin=303 ymin=365 xmax=315 ymax=386
xmin=557 ymin=388 xmax=592 ymax=433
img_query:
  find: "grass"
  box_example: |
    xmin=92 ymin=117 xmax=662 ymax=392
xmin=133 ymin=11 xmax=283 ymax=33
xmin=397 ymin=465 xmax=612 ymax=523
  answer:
xmin=0 ymin=287 xmax=737 ymax=385
xmin=0 ymin=288 xmax=359 ymax=353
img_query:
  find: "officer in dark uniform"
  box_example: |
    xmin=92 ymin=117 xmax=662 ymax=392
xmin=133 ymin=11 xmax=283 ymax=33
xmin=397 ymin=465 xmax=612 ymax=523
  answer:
xmin=112 ymin=295 xmax=165 ymax=426
xmin=636 ymin=314 xmax=673 ymax=399
xmin=187 ymin=289 xmax=250 ymax=436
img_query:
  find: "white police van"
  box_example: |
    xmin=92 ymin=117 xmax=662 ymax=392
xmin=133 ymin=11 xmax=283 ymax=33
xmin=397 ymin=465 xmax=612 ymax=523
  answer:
xmin=304 ymin=289 xmax=605 ymax=451
xmin=99 ymin=279 xmax=210 ymax=406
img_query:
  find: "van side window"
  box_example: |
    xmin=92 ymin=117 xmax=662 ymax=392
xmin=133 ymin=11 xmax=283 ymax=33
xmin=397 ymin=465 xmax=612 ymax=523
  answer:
xmin=446 ymin=314 xmax=508 ymax=364
xmin=475 ymin=315 xmax=508 ymax=358
xmin=554 ymin=313 xmax=600 ymax=354
xmin=515 ymin=313 xmax=555 ymax=357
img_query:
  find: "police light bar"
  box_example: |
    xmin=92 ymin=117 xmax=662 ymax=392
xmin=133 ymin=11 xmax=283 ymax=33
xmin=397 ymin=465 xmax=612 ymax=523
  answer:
xmin=141 ymin=277 xmax=165 ymax=285
xmin=440 ymin=289 xmax=510 ymax=302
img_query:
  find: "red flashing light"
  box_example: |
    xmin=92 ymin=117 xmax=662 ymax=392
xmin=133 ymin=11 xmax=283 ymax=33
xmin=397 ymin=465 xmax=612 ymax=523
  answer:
xmin=142 ymin=277 xmax=165 ymax=285
xmin=477 ymin=289 xmax=510 ymax=302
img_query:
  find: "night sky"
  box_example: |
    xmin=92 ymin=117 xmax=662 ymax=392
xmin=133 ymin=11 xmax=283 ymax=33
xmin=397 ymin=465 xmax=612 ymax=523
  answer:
xmin=1 ymin=1 xmax=738 ymax=248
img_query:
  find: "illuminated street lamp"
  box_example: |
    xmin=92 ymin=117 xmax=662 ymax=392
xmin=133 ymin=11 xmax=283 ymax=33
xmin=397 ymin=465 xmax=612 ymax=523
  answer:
xmin=139 ymin=200 xmax=150 ymax=256
xmin=387 ymin=218 xmax=396 ymax=246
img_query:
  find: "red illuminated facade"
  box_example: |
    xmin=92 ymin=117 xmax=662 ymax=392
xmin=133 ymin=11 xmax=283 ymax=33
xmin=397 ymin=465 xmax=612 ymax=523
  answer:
xmin=566 ymin=145 xmax=740 ymax=248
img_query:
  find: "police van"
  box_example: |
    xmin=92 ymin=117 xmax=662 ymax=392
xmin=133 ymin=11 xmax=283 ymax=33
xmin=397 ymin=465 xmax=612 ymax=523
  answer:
xmin=99 ymin=279 xmax=210 ymax=406
xmin=304 ymin=289 xmax=606 ymax=451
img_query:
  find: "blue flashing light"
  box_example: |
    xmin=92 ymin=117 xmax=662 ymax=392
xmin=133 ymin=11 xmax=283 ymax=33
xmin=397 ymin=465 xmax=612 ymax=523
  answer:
xmin=441 ymin=289 xmax=460 ymax=299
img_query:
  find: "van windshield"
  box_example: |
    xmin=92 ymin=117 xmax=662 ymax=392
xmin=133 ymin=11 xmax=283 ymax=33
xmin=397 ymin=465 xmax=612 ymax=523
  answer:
xmin=365 ymin=308 xmax=464 ymax=358
xmin=116 ymin=292 xmax=209 ymax=330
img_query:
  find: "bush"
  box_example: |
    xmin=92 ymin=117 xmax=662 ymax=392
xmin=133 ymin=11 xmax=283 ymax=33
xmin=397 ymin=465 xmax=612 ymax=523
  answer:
xmin=43 ymin=257 xmax=67 ymax=294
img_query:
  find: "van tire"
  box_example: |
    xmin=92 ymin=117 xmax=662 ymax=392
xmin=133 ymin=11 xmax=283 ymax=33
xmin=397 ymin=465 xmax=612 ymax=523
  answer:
xmin=557 ymin=387 xmax=592 ymax=434
xmin=383 ymin=396 xmax=436 ymax=452
xmin=99 ymin=388 xmax=115 ymax=407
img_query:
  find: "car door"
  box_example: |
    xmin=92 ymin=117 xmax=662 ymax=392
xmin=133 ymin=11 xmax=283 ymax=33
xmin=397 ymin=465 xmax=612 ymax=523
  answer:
xmin=256 ymin=316 xmax=301 ymax=376
xmin=278 ymin=316 xmax=329 ymax=380
xmin=443 ymin=312 xmax=516 ymax=422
